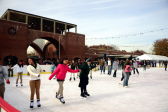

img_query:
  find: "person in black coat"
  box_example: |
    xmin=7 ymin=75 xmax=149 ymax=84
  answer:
xmin=164 ymin=61 xmax=167 ymax=71
xmin=79 ymin=58 xmax=92 ymax=98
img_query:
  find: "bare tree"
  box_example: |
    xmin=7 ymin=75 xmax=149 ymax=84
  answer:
xmin=153 ymin=38 xmax=168 ymax=56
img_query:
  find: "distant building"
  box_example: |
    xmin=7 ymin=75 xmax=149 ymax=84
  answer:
xmin=85 ymin=45 xmax=145 ymax=59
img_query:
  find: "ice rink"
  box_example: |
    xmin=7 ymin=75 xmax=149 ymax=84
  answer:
xmin=4 ymin=68 xmax=168 ymax=112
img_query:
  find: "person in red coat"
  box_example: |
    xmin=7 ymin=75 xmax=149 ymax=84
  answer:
xmin=49 ymin=58 xmax=80 ymax=104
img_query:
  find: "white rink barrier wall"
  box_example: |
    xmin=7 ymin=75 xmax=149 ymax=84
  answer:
xmin=3 ymin=65 xmax=53 ymax=75
xmin=3 ymin=64 xmax=165 ymax=76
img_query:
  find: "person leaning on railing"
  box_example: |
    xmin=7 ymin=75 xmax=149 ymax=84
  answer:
xmin=0 ymin=58 xmax=10 ymax=99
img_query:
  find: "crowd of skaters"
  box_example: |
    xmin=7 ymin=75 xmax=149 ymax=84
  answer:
xmin=0 ymin=56 xmax=168 ymax=110
xmin=0 ymin=57 xmax=96 ymax=109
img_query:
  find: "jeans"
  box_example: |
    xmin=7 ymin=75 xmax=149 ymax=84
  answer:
xmin=143 ymin=65 xmax=146 ymax=71
xmin=100 ymin=65 xmax=105 ymax=74
xmin=165 ymin=66 xmax=167 ymax=71
xmin=123 ymin=72 xmax=131 ymax=86
xmin=108 ymin=65 xmax=112 ymax=75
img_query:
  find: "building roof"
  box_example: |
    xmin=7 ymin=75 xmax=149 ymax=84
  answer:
xmin=1 ymin=9 xmax=76 ymax=28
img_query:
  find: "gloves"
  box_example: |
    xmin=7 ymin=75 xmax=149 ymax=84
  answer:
xmin=6 ymin=79 xmax=10 ymax=84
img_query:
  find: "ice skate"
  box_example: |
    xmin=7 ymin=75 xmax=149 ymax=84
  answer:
xmin=30 ymin=101 xmax=34 ymax=108
xmin=84 ymin=92 xmax=90 ymax=96
xmin=59 ymin=97 xmax=65 ymax=104
xmin=81 ymin=93 xmax=87 ymax=98
xmin=56 ymin=92 xmax=60 ymax=99
xmin=37 ymin=100 xmax=41 ymax=107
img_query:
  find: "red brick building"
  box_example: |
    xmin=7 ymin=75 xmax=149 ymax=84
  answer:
xmin=0 ymin=9 xmax=85 ymax=61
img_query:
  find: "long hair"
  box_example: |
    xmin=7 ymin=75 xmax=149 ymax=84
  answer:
xmin=28 ymin=57 xmax=37 ymax=68
xmin=18 ymin=60 xmax=24 ymax=67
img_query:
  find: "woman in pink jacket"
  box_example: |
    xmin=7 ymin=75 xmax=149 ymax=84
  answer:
xmin=123 ymin=60 xmax=132 ymax=88
xmin=49 ymin=58 xmax=80 ymax=104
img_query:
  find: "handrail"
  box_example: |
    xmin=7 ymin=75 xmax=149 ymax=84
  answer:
xmin=0 ymin=97 xmax=20 ymax=112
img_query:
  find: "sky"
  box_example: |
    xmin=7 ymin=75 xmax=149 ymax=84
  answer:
xmin=0 ymin=0 xmax=168 ymax=53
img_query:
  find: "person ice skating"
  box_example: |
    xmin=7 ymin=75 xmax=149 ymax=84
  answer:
xmin=123 ymin=60 xmax=132 ymax=88
xmin=6 ymin=58 xmax=14 ymax=77
xmin=12 ymin=60 xmax=24 ymax=87
xmin=163 ymin=61 xmax=167 ymax=71
xmin=107 ymin=58 xmax=112 ymax=75
xmin=78 ymin=58 xmax=92 ymax=98
xmin=49 ymin=58 xmax=80 ymax=104
xmin=51 ymin=64 xmax=56 ymax=73
xmin=99 ymin=59 xmax=105 ymax=74
xmin=0 ymin=58 xmax=10 ymax=99
xmin=143 ymin=60 xmax=147 ymax=71
xmin=0 ymin=58 xmax=10 ymax=112
xmin=133 ymin=60 xmax=139 ymax=75
xmin=27 ymin=57 xmax=42 ymax=108
xmin=69 ymin=60 xmax=77 ymax=81
xmin=88 ymin=61 xmax=96 ymax=79
xmin=113 ymin=59 xmax=119 ymax=77
xmin=76 ymin=59 xmax=82 ymax=78
xmin=120 ymin=60 xmax=125 ymax=81
xmin=51 ymin=59 xmax=59 ymax=79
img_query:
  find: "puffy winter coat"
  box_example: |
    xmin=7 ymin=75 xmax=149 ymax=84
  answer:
xmin=49 ymin=64 xmax=79 ymax=80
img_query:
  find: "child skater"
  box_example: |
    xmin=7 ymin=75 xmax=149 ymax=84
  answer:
xmin=12 ymin=60 xmax=24 ymax=87
xmin=49 ymin=58 xmax=80 ymax=104
xmin=69 ymin=60 xmax=77 ymax=81
xmin=123 ymin=60 xmax=132 ymax=88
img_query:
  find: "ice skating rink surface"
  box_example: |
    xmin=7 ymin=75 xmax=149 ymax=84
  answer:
xmin=5 ymin=68 xmax=168 ymax=112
